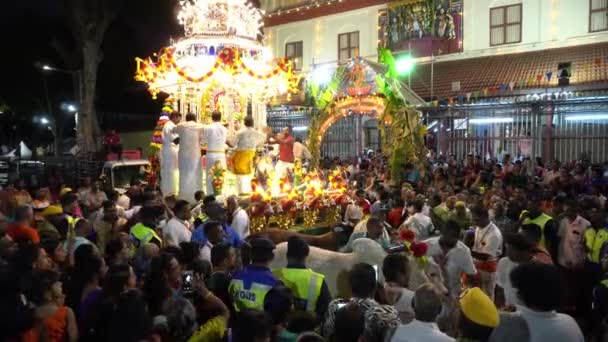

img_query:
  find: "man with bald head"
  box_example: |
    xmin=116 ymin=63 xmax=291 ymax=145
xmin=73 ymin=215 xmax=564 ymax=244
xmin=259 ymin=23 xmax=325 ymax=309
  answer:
xmin=390 ymin=284 xmax=454 ymax=341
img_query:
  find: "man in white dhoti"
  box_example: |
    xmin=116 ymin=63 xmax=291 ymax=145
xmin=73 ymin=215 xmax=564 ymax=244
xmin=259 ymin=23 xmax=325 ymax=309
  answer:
xmin=176 ymin=113 xmax=204 ymax=202
xmin=232 ymin=116 xmax=266 ymax=194
xmin=202 ymin=111 xmax=230 ymax=195
xmin=160 ymin=112 xmax=181 ymax=197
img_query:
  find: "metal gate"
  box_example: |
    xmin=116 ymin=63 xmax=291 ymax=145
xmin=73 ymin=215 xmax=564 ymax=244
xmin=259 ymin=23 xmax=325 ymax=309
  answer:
xmin=267 ymin=108 xmax=367 ymax=159
xmin=423 ymin=96 xmax=608 ymax=163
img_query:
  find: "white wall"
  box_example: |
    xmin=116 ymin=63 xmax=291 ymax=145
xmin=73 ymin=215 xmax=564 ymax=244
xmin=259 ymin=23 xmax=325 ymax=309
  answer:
xmin=265 ymin=4 xmax=386 ymax=72
xmin=263 ymin=0 xmax=608 ymax=67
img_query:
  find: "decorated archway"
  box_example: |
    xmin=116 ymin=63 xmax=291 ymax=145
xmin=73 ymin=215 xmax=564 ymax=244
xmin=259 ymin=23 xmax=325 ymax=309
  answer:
xmin=306 ymin=51 xmax=427 ymax=182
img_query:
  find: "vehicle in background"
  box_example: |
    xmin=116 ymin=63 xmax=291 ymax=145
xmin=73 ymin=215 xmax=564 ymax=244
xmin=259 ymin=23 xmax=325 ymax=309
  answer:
xmin=100 ymin=159 xmax=150 ymax=193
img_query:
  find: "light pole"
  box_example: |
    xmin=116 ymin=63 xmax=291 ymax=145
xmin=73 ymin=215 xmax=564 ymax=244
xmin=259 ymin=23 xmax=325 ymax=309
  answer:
xmin=35 ymin=62 xmax=83 ymax=157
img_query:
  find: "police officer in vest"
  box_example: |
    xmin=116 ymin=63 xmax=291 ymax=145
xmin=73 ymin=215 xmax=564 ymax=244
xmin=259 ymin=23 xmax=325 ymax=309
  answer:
xmin=273 ymin=236 xmax=331 ymax=320
xmin=130 ymin=205 xmax=164 ymax=251
xmin=229 ymin=237 xmax=280 ymax=311
xmin=520 ymin=197 xmax=559 ymax=261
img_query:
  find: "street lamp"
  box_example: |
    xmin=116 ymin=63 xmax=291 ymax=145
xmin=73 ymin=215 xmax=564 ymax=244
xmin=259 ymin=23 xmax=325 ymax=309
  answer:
xmin=67 ymin=104 xmax=77 ymax=112
xmin=40 ymin=117 xmax=50 ymax=125
xmin=42 ymin=65 xmax=53 ymax=71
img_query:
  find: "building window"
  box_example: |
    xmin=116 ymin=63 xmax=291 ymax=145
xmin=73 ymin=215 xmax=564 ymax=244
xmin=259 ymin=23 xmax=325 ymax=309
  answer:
xmin=490 ymin=4 xmax=522 ymax=46
xmin=590 ymin=0 xmax=608 ymax=32
xmin=285 ymin=41 xmax=303 ymax=71
xmin=338 ymin=31 xmax=359 ymax=62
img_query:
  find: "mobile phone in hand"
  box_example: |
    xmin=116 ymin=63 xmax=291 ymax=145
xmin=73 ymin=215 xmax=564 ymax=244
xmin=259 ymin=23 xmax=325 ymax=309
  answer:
xmin=182 ymin=270 xmax=194 ymax=294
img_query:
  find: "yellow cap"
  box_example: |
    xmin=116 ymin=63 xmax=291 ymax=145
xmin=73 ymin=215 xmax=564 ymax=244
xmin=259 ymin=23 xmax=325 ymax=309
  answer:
xmin=41 ymin=205 xmax=63 ymax=217
xmin=59 ymin=188 xmax=73 ymax=197
xmin=459 ymin=287 xmax=499 ymax=328
xmin=455 ymin=201 xmax=466 ymax=208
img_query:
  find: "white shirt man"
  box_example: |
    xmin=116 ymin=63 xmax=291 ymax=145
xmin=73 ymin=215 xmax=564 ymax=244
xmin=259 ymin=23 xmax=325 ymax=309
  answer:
xmin=401 ymin=212 xmax=435 ymax=241
xmin=202 ymin=120 xmax=228 ymax=195
xmin=425 ymin=237 xmax=477 ymax=297
xmin=163 ymin=216 xmax=192 ymax=247
xmin=161 ymin=118 xmax=180 ymax=196
xmin=472 ymin=221 xmax=503 ymax=300
xmin=391 ymin=319 xmax=454 ymax=342
xmin=293 ymin=141 xmax=312 ymax=161
xmin=200 ymin=240 xmax=213 ymax=262
xmin=231 ymin=206 xmax=250 ymax=239
xmin=516 ymin=305 xmax=584 ymax=342
xmin=232 ymin=125 xmax=266 ymax=194
xmin=496 ymin=257 xmax=520 ymax=307
xmin=343 ymin=202 xmax=364 ymax=226
xmin=176 ymin=119 xmax=204 ymax=201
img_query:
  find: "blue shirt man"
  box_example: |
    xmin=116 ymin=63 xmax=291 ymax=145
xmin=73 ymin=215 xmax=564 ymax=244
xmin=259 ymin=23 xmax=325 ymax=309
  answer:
xmin=191 ymin=222 xmax=243 ymax=247
xmin=190 ymin=202 xmax=244 ymax=248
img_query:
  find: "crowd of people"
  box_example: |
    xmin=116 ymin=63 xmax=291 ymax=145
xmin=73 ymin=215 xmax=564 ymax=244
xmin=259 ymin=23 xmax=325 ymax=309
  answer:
xmin=0 ymin=150 xmax=607 ymax=342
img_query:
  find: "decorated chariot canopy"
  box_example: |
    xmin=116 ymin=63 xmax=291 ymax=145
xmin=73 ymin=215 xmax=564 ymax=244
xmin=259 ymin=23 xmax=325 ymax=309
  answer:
xmin=315 ymin=57 xmax=388 ymax=138
xmin=134 ymin=0 xmax=300 ymax=108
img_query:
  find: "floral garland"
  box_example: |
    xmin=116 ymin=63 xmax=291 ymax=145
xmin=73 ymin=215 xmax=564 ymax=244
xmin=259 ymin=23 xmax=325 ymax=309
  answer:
xmin=209 ymin=160 xmax=226 ymax=195
xmin=399 ymin=229 xmax=429 ymax=266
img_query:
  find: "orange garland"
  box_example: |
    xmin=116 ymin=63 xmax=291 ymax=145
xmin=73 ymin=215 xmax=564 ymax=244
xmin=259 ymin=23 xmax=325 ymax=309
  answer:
xmin=136 ymin=47 xmax=295 ymax=85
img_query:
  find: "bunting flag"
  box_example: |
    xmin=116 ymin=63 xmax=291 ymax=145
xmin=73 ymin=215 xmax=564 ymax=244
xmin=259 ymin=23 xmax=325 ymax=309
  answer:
xmin=536 ymin=74 xmax=543 ymax=83
xmin=518 ymin=79 xmax=525 ymax=88
xmin=499 ymin=84 xmax=506 ymax=92
xmin=546 ymin=71 xmax=553 ymax=81
xmin=473 ymin=91 xmax=479 ymax=98
xmin=509 ymin=81 xmax=515 ymax=91
xmin=528 ymin=77 xmax=535 ymax=85
xmin=457 ymin=94 xmax=464 ymax=103
xmin=466 ymin=92 xmax=472 ymax=101
xmin=482 ymin=88 xmax=488 ymax=96
xmin=595 ymin=58 xmax=603 ymax=66
xmin=449 ymin=96 xmax=455 ymax=104
xmin=584 ymin=63 xmax=591 ymax=72
xmin=433 ymin=100 xmax=439 ymax=107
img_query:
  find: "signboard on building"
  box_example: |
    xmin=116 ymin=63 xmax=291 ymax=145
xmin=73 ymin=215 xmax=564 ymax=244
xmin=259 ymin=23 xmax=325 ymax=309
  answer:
xmin=378 ymin=0 xmax=463 ymax=57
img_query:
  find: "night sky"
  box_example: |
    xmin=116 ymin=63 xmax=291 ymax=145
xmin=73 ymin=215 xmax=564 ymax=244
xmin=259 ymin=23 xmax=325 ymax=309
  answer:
xmin=0 ymin=0 xmax=182 ymax=122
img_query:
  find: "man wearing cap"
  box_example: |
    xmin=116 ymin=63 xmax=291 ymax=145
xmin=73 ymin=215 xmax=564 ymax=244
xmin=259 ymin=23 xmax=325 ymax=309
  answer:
xmin=229 ymin=237 xmax=280 ymax=311
xmin=35 ymin=205 xmax=64 ymax=241
xmin=272 ymin=236 xmax=331 ymax=319
xmin=470 ymin=204 xmax=503 ymax=301
xmin=390 ymin=284 xmax=454 ymax=342
xmin=458 ymin=287 xmax=499 ymax=341
xmin=94 ymin=201 xmax=127 ymax=253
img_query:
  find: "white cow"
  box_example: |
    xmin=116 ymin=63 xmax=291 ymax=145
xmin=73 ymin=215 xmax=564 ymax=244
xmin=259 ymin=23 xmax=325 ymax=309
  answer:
xmin=270 ymin=238 xmax=447 ymax=298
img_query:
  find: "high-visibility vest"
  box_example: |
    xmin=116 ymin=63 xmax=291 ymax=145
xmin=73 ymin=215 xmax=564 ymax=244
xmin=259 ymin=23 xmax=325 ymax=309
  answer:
xmin=130 ymin=223 xmax=162 ymax=249
xmin=585 ymin=227 xmax=608 ymax=263
xmin=273 ymin=268 xmax=324 ymax=313
xmin=66 ymin=215 xmax=81 ymax=238
xmin=522 ymin=211 xmax=553 ymax=248
xmin=228 ymin=279 xmax=273 ymax=312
